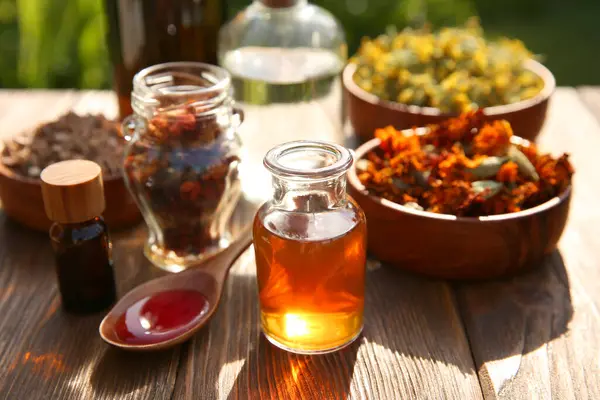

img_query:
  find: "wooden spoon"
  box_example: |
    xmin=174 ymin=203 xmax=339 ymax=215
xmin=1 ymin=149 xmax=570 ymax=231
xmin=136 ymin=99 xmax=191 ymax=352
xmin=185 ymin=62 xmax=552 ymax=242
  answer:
xmin=99 ymin=227 xmax=253 ymax=351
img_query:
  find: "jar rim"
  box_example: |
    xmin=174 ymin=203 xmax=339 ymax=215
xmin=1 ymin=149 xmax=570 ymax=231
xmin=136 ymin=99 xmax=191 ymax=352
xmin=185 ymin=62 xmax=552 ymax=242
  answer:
xmin=131 ymin=62 xmax=232 ymax=117
xmin=133 ymin=62 xmax=231 ymax=97
xmin=264 ymin=140 xmax=353 ymax=180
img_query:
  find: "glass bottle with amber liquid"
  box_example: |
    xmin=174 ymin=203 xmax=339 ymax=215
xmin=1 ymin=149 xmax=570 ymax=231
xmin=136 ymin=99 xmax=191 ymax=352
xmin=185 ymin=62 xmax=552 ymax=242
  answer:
xmin=104 ymin=0 xmax=227 ymax=119
xmin=253 ymin=141 xmax=366 ymax=354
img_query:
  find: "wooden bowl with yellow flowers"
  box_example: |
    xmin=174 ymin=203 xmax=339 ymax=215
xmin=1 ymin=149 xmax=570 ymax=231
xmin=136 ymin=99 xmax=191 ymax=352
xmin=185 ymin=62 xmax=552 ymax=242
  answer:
xmin=347 ymin=113 xmax=573 ymax=280
xmin=343 ymin=21 xmax=555 ymax=143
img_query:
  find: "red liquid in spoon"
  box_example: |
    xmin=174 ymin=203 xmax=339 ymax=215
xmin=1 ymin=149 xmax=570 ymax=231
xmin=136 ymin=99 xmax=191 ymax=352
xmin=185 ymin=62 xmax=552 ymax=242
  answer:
xmin=114 ymin=289 xmax=209 ymax=345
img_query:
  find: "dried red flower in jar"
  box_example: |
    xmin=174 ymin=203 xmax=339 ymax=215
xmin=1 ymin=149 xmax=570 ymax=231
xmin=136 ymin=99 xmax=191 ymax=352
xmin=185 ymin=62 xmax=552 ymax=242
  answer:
xmin=123 ymin=63 xmax=243 ymax=272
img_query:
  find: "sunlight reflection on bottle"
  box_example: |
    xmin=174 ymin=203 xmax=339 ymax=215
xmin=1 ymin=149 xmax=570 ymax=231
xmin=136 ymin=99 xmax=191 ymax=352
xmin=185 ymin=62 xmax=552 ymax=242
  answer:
xmin=284 ymin=314 xmax=310 ymax=338
xmin=239 ymin=157 xmax=272 ymax=205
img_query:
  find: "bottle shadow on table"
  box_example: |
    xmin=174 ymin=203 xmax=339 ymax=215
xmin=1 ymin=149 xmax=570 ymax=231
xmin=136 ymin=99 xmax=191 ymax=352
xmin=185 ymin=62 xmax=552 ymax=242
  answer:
xmin=171 ymin=269 xmax=360 ymax=400
xmin=453 ymin=249 xmax=573 ymax=364
xmin=353 ymin=250 xmax=572 ymax=377
xmin=358 ymin=259 xmax=481 ymax=376
xmin=225 ymin=334 xmax=360 ymax=400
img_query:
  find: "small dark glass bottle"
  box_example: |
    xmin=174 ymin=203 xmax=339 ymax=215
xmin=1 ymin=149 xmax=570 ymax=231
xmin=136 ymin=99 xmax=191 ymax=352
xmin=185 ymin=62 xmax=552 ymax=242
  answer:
xmin=41 ymin=160 xmax=117 ymax=314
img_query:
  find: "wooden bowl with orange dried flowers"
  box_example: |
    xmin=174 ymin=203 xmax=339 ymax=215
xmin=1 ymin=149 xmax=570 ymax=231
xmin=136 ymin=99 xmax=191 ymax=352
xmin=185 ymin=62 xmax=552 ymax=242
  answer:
xmin=347 ymin=112 xmax=573 ymax=280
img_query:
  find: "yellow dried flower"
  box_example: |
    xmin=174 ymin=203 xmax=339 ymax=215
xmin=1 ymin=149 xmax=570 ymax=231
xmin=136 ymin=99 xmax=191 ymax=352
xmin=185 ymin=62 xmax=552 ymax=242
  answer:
xmin=352 ymin=19 xmax=544 ymax=113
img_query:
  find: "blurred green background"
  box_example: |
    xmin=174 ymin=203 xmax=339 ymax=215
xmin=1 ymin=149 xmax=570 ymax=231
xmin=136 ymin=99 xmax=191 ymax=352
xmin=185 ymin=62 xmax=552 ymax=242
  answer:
xmin=0 ymin=0 xmax=598 ymax=89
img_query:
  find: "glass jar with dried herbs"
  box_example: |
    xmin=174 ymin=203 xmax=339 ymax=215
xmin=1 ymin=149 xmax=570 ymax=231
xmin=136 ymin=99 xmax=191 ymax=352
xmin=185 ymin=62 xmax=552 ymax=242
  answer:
xmin=123 ymin=62 xmax=243 ymax=272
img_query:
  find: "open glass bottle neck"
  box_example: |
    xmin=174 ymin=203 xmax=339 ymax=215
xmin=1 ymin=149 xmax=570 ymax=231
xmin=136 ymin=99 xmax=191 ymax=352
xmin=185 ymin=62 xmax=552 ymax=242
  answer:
xmin=126 ymin=61 xmax=242 ymax=144
xmin=271 ymin=174 xmax=347 ymax=212
xmin=264 ymin=140 xmax=353 ymax=212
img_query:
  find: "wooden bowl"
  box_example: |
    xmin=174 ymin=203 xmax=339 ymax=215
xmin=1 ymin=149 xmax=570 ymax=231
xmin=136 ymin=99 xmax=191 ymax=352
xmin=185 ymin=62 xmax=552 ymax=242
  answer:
xmin=343 ymin=59 xmax=555 ymax=143
xmin=347 ymin=137 xmax=571 ymax=280
xmin=0 ymin=163 xmax=141 ymax=232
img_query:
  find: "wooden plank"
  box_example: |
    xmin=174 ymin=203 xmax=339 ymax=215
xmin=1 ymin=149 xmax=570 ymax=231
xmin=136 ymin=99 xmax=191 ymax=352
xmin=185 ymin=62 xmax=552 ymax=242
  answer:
xmin=456 ymin=88 xmax=600 ymax=400
xmin=577 ymin=86 xmax=600 ymax=124
xmin=172 ymin=252 xmax=483 ymax=399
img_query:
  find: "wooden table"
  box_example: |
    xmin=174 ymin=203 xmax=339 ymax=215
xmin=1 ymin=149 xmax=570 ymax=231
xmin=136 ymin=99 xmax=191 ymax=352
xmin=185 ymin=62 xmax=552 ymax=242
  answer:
xmin=0 ymin=89 xmax=599 ymax=400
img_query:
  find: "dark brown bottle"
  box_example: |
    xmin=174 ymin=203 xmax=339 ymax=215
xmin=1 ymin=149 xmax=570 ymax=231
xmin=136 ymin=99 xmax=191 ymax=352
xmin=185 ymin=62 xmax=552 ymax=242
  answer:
xmin=49 ymin=218 xmax=117 ymax=313
xmin=40 ymin=160 xmax=117 ymax=314
xmin=103 ymin=0 xmax=227 ymax=119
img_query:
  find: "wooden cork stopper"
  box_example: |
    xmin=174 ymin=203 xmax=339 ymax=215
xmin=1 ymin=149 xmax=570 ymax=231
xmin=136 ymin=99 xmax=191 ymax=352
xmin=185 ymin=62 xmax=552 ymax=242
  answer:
xmin=40 ymin=160 xmax=106 ymax=224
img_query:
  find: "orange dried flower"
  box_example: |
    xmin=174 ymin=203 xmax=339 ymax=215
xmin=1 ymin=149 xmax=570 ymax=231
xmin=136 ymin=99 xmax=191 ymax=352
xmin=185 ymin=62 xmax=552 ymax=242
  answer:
xmin=425 ymin=180 xmax=479 ymax=216
xmin=358 ymin=112 xmax=573 ymax=216
xmin=496 ymin=161 xmax=519 ymax=183
xmin=536 ymin=154 xmax=574 ymax=190
xmin=472 ymin=120 xmax=513 ymax=156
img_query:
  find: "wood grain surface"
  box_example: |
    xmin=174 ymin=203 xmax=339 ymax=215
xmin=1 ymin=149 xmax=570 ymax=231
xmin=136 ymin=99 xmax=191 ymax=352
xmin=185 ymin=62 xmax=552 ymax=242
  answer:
xmin=0 ymin=90 xmax=599 ymax=399
xmin=456 ymin=88 xmax=600 ymax=399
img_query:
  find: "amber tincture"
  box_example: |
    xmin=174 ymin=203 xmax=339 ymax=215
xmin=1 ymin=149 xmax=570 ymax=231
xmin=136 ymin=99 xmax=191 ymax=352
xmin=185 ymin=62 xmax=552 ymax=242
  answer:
xmin=41 ymin=160 xmax=117 ymax=314
xmin=254 ymin=141 xmax=367 ymax=354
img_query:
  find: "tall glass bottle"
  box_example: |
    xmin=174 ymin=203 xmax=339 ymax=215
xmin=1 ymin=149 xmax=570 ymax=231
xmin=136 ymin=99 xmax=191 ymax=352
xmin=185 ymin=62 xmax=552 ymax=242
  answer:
xmin=218 ymin=0 xmax=347 ymax=203
xmin=104 ymin=0 xmax=227 ymax=119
